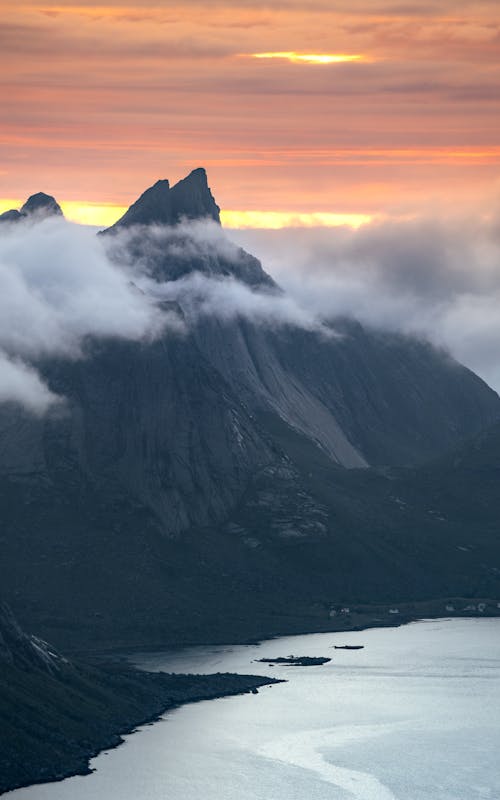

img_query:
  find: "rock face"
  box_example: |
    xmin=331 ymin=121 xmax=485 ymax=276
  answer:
xmin=0 ymin=192 xmax=63 ymax=223
xmin=0 ymin=602 xmax=66 ymax=674
xmin=0 ymin=169 xmax=500 ymax=649
xmin=169 ymin=167 xmax=221 ymax=223
xmin=105 ymin=167 xmax=220 ymax=232
xmin=106 ymin=178 xmax=172 ymax=228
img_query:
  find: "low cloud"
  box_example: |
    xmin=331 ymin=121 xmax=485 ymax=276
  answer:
xmin=3 ymin=209 xmax=500 ymax=413
xmin=111 ymin=218 xmax=329 ymax=333
xmin=231 ymin=214 xmax=500 ymax=392
xmin=0 ymin=216 xmax=326 ymax=413
xmin=110 ymin=217 xmax=252 ymax=270
xmin=0 ymin=353 xmax=59 ymax=416
xmin=0 ymin=216 xmax=175 ymax=412
xmin=144 ymin=270 xmax=329 ymax=335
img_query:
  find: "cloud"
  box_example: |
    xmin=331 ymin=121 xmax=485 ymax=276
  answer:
xmin=145 ymin=270 xmax=329 ymax=335
xmin=3 ymin=208 xmax=500 ymax=417
xmin=230 ymin=214 xmax=500 ymax=393
xmin=112 ymin=217 xmax=331 ymax=334
xmin=0 ymin=352 xmax=60 ymax=415
xmin=0 ymin=215 xmax=177 ymax=412
xmin=0 ymin=215 xmax=329 ymax=413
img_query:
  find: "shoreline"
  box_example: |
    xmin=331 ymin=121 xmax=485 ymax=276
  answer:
xmin=1 ymin=667 xmax=281 ymax=797
xmin=73 ymin=597 xmax=500 ymax=660
xmin=5 ymin=601 xmax=499 ymax=796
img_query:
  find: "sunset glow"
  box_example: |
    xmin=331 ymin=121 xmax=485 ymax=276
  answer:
xmin=250 ymin=52 xmax=364 ymax=65
xmin=1 ymin=1 xmax=499 ymax=222
xmin=0 ymin=199 xmax=128 ymax=228
xmin=221 ymin=211 xmax=373 ymax=229
xmin=61 ymin=202 xmax=127 ymax=228
xmin=0 ymin=199 xmax=374 ymax=230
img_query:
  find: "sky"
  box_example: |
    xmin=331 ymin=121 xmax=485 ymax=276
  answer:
xmin=1 ymin=0 xmax=500 ymax=226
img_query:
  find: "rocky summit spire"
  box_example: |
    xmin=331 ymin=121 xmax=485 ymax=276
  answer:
xmin=0 ymin=192 xmax=63 ymax=224
xmin=106 ymin=179 xmax=171 ymax=231
xmin=170 ymin=167 xmax=220 ymax=224
xmin=104 ymin=168 xmax=220 ymax=233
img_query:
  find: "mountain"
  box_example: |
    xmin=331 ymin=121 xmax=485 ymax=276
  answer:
xmin=0 ymin=170 xmax=499 ymax=650
xmin=105 ymin=167 xmax=220 ymax=231
xmin=0 ymin=192 xmax=63 ymax=223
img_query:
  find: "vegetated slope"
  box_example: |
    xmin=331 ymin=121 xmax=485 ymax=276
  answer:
xmin=0 ymin=168 xmax=499 ymax=650
xmin=0 ymin=603 xmax=277 ymax=795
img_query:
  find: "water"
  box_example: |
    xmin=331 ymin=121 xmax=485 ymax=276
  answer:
xmin=9 ymin=619 xmax=500 ymax=799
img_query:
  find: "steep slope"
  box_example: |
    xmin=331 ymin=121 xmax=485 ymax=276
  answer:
xmin=105 ymin=170 xmax=500 ymax=468
xmin=0 ymin=170 xmax=499 ymax=649
xmin=190 ymin=316 xmax=498 ymax=468
xmin=0 ymin=604 xmax=275 ymax=794
xmin=104 ymin=167 xmax=220 ymax=232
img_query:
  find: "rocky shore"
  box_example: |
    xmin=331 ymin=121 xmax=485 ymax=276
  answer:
xmin=0 ymin=605 xmax=279 ymax=796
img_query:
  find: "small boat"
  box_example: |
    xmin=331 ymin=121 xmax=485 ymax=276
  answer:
xmin=333 ymin=645 xmax=364 ymax=650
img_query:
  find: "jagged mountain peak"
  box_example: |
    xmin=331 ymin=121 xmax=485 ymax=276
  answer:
xmin=0 ymin=192 xmax=63 ymax=224
xmin=105 ymin=168 xmax=220 ymax=232
xmin=101 ymin=168 xmax=272 ymax=285
xmin=170 ymin=167 xmax=220 ymax=224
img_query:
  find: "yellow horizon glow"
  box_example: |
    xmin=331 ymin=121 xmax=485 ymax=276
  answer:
xmin=250 ymin=52 xmax=365 ymax=65
xmin=0 ymin=200 xmax=373 ymax=230
xmin=0 ymin=199 xmax=22 ymax=214
xmin=0 ymin=199 xmax=128 ymax=228
xmin=222 ymin=210 xmax=373 ymax=229
xmin=61 ymin=201 xmax=127 ymax=227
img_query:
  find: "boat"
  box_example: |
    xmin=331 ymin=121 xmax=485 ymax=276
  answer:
xmin=333 ymin=645 xmax=364 ymax=650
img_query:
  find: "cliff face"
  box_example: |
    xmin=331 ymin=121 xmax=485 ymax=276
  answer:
xmin=0 ymin=602 xmax=67 ymax=675
xmin=0 ymin=170 xmax=499 ymax=649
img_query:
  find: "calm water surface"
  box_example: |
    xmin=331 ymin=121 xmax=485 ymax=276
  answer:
xmin=9 ymin=619 xmax=500 ymax=799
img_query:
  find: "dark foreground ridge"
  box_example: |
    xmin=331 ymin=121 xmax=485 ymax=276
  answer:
xmin=0 ymin=605 xmax=279 ymax=795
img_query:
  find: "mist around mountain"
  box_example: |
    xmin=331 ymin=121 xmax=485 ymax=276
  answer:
xmin=0 ymin=168 xmax=499 ymax=652
xmin=0 ymin=192 xmax=63 ymax=224
xmin=232 ymin=214 xmax=500 ymax=395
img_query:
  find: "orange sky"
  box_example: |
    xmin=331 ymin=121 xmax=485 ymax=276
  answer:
xmin=1 ymin=1 xmax=500 ymax=226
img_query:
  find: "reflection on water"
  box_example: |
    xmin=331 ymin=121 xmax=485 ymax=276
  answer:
xmin=9 ymin=619 xmax=500 ymax=800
